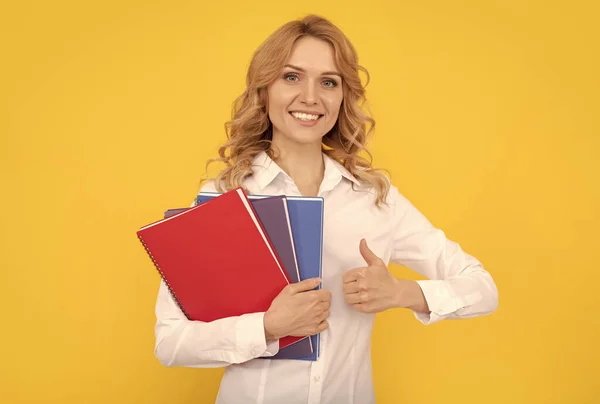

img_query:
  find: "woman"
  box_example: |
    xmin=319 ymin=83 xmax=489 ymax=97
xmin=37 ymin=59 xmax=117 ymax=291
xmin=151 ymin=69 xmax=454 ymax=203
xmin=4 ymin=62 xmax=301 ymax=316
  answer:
xmin=153 ymin=14 xmax=498 ymax=404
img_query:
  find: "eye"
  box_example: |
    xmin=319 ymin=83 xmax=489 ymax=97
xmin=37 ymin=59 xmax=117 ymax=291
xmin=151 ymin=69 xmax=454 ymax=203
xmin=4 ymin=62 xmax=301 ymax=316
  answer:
xmin=284 ymin=73 xmax=299 ymax=82
xmin=323 ymin=78 xmax=338 ymax=88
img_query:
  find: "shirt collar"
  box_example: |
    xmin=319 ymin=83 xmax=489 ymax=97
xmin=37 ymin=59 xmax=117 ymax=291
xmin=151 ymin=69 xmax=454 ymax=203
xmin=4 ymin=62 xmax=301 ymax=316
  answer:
xmin=250 ymin=150 xmax=360 ymax=193
xmin=323 ymin=152 xmax=361 ymax=186
xmin=250 ymin=151 xmax=284 ymax=191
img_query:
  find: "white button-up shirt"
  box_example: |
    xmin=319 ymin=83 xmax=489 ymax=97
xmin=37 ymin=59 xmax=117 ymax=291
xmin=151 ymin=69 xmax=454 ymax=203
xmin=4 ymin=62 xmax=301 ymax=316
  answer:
xmin=153 ymin=151 xmax=498 ymax=404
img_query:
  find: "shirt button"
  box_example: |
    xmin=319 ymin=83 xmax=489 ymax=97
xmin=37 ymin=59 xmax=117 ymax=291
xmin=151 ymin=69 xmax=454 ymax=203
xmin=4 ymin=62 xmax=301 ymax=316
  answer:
xmin=313 ymin=376 xmax=321 ymax=383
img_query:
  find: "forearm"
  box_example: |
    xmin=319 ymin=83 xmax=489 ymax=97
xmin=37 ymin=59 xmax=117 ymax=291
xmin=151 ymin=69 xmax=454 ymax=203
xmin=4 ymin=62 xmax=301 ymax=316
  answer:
xmin=154 ymin=281 xmax=279 ymax=367
xmin=417 ymin=266 xmax=498 ymax=319
xmin=393 ymin=279 xmax=430 ymax=314
xmin=400 ymin=266 xmax=498 ymax=324
xmin=155 ymin=313 xmax=277 ymax=367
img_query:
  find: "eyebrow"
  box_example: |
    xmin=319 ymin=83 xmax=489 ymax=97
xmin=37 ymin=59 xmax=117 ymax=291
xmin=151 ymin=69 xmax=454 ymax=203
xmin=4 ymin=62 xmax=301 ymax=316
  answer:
xmin=284 ymin=64 xmax=342 ymax=78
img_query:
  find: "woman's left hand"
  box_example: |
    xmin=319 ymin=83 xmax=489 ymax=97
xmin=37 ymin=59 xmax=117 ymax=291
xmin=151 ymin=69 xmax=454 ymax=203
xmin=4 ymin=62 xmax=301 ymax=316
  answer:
xmin=343 ymin=239 xmax=427 ymax=314
xmin=342 ymin=239 xmax=401 ymax=313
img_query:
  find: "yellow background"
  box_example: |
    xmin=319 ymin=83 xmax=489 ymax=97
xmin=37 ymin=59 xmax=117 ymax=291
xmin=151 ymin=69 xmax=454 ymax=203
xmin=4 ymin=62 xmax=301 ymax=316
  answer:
xmin=1 ymin=0 xmax=598 ymax=403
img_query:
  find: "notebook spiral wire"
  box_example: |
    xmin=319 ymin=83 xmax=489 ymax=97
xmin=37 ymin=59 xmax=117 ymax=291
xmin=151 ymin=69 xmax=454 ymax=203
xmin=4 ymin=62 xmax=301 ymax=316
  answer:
xmin=137 ymin=234 xmax=191 ymax=319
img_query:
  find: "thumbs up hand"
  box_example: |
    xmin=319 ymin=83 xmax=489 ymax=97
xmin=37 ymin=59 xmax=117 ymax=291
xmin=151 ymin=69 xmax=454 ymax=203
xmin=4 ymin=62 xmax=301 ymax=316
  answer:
xmin=342 ymin=239 xmax=404 ymax=313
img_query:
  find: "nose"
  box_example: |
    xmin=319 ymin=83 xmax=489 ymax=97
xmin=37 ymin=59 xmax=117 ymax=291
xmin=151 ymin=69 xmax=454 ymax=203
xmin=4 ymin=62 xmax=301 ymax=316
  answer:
xmin=299 ymin=80 xmax=318 ymax=105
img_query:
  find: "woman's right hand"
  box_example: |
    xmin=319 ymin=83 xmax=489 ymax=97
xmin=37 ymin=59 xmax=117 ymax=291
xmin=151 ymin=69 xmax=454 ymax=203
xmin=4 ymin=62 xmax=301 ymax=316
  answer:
xmin=263 ymin=278 xmax=331 ymax=341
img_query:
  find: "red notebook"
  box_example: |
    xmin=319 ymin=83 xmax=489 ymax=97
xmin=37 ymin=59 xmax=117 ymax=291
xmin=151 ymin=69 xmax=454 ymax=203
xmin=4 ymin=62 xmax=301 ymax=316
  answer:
xmin=137 ymin=187 xmax=301 ymax=349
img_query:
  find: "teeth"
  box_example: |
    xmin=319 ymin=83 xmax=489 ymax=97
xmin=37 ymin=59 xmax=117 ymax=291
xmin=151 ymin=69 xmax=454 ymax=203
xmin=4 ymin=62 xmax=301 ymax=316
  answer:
xmin=291 ymin=112 xmax=320 ymax=121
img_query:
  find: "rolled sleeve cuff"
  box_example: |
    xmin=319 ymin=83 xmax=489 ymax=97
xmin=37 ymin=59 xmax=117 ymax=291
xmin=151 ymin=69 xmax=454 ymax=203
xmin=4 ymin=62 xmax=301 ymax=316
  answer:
xmin=263 ymin=339 xmax=280 ymax=357
xmin=413 ymin=280 xmax=465 ymax=325
xmin=235 ymin=312 xmax=272 ymax=361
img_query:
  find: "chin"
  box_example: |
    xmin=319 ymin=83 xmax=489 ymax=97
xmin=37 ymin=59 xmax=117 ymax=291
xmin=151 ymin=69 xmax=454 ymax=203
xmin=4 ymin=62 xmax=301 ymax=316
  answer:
xmin=287 ymin=132 xmax=326 ymax=146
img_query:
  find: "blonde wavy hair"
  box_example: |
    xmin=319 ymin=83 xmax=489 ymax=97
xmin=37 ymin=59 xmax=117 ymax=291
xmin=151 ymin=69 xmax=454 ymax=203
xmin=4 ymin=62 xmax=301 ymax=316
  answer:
xmin=201 ymin=14 xmax=390 ymax=206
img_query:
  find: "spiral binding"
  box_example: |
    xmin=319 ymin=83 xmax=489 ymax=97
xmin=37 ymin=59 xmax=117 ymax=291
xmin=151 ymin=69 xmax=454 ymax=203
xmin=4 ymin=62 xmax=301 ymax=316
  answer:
xmin=138 ymin=233 xmax=191 ymax=319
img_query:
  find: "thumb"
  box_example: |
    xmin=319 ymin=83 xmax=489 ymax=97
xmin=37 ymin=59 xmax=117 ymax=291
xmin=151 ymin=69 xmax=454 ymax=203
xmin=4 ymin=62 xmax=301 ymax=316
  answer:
xmin=359 ymin=238 xmax=383 ymax=267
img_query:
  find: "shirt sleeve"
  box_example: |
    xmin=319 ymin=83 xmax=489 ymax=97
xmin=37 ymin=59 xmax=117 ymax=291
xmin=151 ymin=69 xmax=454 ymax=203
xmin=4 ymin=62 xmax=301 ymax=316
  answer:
xmin=153 ymin=280 xmax=280 ymax=368
xmin=152 ymin=194 xmax=280 ymax=367
xmin=388 ymin=186 xmax=499 ymax=325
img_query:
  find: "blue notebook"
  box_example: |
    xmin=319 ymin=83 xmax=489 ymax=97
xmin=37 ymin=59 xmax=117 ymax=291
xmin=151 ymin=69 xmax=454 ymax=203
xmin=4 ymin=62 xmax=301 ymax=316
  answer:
xmin=196 ymin=192 xmax=324 ymax=361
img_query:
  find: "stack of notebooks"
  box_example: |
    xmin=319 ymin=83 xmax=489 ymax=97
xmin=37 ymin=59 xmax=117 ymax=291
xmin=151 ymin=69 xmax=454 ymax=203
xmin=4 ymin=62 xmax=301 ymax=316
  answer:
xmin=136 ymin=187 xmax=324 ymax=361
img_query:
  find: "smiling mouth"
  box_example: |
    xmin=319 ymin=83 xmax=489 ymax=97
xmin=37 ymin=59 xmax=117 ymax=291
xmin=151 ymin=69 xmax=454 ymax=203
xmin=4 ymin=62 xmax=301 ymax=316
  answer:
xmin=289 ymin=111 xmax=324 ymax=122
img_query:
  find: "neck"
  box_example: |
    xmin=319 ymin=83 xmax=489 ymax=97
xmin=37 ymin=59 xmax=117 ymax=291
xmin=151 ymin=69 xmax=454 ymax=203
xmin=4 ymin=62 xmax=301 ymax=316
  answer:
xmin=270 ymin=138 xmax=324 ymax=196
